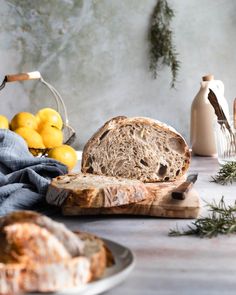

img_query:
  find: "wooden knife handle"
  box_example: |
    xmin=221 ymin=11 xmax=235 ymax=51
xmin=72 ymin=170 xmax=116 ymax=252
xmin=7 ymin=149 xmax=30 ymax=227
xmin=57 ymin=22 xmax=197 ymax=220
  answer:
xmin=5 ymin=71 xmax=41 ymax=82
xmin=172 ymin=181 xmax=193 ymax=200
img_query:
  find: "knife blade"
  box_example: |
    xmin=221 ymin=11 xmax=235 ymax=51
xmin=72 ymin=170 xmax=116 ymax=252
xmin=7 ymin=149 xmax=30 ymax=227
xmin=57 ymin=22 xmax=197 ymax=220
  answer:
xmin=171 ymin=173 xmax=198 ymax=200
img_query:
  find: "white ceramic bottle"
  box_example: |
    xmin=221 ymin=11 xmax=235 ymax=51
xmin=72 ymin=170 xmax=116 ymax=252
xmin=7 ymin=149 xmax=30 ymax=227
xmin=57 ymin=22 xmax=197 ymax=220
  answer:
xmin=190 ymin=74 xmax=230 ymax=156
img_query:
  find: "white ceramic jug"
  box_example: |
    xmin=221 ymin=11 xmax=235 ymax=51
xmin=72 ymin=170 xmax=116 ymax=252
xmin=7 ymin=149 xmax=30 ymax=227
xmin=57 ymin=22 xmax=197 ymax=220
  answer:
xmin=190 ymin=75 xmax=229 ymax=156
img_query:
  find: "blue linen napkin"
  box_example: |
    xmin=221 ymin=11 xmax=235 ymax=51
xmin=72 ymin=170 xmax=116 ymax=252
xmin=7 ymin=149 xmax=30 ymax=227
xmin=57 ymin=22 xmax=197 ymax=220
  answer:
xmin=0 ymin=129 xmax=68 ymax=215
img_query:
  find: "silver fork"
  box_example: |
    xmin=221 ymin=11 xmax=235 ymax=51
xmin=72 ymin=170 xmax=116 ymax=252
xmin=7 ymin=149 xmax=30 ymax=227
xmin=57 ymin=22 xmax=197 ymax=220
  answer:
xmin=221 ymin=123 xmax=236 ymax=160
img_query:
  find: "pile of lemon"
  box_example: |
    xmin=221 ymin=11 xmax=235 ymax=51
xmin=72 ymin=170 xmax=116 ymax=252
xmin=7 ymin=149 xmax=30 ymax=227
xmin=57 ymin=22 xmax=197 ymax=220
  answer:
xmin=0 ymin=108 xmax=77 ymax=171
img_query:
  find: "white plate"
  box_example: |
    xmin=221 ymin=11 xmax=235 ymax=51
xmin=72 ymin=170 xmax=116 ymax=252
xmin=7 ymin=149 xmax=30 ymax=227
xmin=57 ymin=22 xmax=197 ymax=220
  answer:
xmin=30 ymin=239 xmax=135 ymax=295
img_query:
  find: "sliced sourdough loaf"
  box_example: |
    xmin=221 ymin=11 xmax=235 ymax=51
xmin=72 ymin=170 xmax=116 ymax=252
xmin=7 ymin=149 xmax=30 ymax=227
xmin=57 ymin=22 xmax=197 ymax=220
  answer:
xmin=46 ymin=172 xmax=151 ymax=208
xmin=81 ymin=116 xmax=191 ymax=182
xmin=0 ymin=211 xmax=112 ymax=295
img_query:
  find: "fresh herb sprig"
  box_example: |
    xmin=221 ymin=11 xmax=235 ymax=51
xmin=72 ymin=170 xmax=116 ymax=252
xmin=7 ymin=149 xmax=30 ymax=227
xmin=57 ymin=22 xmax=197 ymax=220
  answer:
xmin=149 ymin=0 xmax=180 ymax=88
xmin=212 ymin=162 xmax=236 ymax=185
xmin=169 ymin=197 xmax=236 ymax=238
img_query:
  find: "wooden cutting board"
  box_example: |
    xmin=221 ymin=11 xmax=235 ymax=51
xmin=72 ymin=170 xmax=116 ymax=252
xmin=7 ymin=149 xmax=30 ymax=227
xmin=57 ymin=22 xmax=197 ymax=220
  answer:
xmin=62 ymin=180 xmax=200 ymax=219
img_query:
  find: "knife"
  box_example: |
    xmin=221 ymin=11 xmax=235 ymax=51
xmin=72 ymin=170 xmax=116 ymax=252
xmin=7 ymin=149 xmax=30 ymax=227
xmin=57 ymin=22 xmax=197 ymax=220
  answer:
xmin=171 ymin=173 xmax=198 ymax=200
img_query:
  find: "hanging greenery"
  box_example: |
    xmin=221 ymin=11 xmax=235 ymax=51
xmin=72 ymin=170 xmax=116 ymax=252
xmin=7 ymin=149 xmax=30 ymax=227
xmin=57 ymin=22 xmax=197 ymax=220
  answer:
xmin=149 ymin=0 xmax=180 ymax=88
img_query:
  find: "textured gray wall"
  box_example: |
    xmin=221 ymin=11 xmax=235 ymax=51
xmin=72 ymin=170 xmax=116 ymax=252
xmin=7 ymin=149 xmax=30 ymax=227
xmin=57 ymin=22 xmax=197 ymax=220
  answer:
xmin=0 ymin=0 xmax=235 ymax=149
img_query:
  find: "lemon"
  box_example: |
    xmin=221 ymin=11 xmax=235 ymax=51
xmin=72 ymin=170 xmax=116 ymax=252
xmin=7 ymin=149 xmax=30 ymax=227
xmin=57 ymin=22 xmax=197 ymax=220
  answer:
xmin=36 ymin=108 xmax=63 ymax=130
xmin=14 ymin=127 xmax=45 ymax=148
xmin=48 ymin=145 xmax=77 ymax=171
xmin=39 ymin=124 xmax=63 ymax=148
xmin=11 ymin=112 xmax=38 ymax=131
xmin=0 ymin=115 xmax=9 ymax=129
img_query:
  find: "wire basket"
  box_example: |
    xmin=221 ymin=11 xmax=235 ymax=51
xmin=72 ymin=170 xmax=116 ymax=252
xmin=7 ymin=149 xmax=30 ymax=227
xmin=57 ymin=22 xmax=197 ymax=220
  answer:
xmin=0 ymin=71 xmax=75 ymax=155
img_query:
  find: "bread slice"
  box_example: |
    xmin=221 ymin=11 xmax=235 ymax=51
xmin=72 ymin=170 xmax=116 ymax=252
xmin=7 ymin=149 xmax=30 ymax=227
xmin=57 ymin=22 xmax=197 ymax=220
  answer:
xmin=0 ymin=210 xmax=84 ymax=256
xmin=62 ymin=181 xmax=200 ymax=219
xmin=75 ymin=231 xmax=114 ymax=280
xmin=0 ymin=223 xmax=71 ymax=264
xmin=0 ymin=211 xmax=112 ymax=295
xmin=0 ymin=247 xmax=90 ymax=295
xmin=46 ymin=172 xmax=151 ymax=208
xmin=81 ymin=116 xmax=191 ymax=182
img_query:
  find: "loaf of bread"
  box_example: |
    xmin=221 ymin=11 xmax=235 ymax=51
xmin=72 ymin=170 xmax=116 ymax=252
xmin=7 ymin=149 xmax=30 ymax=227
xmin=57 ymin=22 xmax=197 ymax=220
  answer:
xmin=0 ymin=223 xmax=71 ymax=264
xmin=46 ymin=172 xmax=151 ymax=208
xmin=0 ymin=211 xmax=112 ymax=294
xmin=0 ymin=210 xmax=84 ymax=256
xmin=81 ymin=116 xmax=191 ymax=182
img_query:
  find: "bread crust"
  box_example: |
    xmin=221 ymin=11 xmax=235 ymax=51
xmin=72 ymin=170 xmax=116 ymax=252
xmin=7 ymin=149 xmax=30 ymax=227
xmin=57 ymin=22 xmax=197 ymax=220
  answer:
xmin=46 ymin=172 xmax=151 ymax=208
xmin=75 ymin=231 xmax=113 ymax=280
xmin=0 ymin=253 xmax=90 ymax=295
xmin=0 ymin=223 xmax=71 ymax=264
xmin=82 ymin=116 xmax=191 ymax=182
xmin=0 ymin=211 xmax=84 ymax=256
xmin=0 ymin=211 xmax=112 ymax=295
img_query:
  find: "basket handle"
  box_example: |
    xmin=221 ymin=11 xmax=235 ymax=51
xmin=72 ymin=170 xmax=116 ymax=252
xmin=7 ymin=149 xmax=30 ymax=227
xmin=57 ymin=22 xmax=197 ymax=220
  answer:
xmin=2 ymin=71 xmax=69 ymax=125
xmin=5 ymin=71 xmax=41 ymax=82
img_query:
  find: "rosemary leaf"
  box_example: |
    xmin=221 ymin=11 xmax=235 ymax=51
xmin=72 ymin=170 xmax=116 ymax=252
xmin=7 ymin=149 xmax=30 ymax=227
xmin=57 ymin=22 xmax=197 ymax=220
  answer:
xmin=149 ymin=0 xmax=180 ymax=88
xmin=169 ymin=197 xmax=236 ymax=238
xmin=212 ymin=162 xmax=236 ymax=185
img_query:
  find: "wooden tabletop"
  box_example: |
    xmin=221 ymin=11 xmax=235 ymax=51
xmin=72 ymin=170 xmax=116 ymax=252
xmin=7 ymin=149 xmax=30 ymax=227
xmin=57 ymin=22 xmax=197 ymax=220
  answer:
xmin=55 ymin=156 xmax=236 ymax=295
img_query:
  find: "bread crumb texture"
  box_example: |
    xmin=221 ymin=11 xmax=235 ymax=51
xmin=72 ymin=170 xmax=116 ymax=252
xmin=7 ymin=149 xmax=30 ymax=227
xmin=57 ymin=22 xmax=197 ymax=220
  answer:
xmin=82 ymin=117 xmax=190 ymax=182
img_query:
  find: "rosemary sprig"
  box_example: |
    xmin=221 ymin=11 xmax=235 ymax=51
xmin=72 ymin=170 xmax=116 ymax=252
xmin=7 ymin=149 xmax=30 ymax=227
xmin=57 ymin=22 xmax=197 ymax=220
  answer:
xmin=212 ymin=162 xmax=236 ymax=185
xmin=149 ymin=0 xmax=180 ymax=88
xmin=169 ymin=197 xmax=236 ymax=238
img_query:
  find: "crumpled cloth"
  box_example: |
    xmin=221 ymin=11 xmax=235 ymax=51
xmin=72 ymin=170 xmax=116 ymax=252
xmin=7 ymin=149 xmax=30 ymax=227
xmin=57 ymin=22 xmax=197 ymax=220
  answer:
xmin=0 ymin=129 xmax=68 ymax=215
